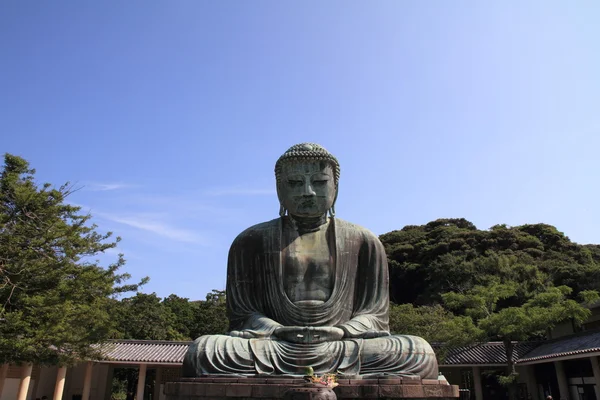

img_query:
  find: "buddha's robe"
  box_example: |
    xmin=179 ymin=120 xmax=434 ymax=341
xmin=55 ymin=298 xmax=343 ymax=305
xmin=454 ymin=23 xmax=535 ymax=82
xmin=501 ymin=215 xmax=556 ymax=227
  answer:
xmin=183 ymin=218 xmax=438 ymax=378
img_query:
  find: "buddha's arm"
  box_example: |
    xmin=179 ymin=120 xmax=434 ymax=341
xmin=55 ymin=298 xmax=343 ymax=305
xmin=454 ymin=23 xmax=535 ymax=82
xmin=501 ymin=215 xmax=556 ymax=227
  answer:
xmin=229 ymin=313 xmax=283 ymax=338
xmin=336 ymin=230 xmax=391 ymax=339
xmin=336 ymin=316 xmax=391 ymax=339
xmin=227 ymin=227 xmax=287 ymax=338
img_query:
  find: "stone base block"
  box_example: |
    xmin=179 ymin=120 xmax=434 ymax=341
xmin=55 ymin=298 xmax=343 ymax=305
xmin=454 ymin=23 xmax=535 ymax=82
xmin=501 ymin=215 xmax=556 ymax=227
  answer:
xmin=164 ymin=377 xmax=459 ymax=400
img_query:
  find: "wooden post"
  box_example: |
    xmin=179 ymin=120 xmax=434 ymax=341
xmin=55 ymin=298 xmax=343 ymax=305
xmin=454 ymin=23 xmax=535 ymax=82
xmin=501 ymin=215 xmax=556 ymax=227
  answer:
xmin=136 ymin=364 xmax=147 ymax=400
xmin=154 ymin=367 xmax=162 ymax=400
xmin=53 ymin=366 xmax=67 ymax=400
xmin=17 ymin=364 xmax=33 ymax=400
xmin=0 ymin=364 xmax=9 ymax=398
xmin=554 ymin=361 xmax=570 ymax=400
xmin=590 ymin=356 xmax=600 ymax=400
xmin=521 ymin=365 xmax=539 ymax=400
xmin=104 ymin=365 xmax=115 ymax=400
xmin=472 ymin=366 xmax=484 ymax=400
xmin=81 ymin=362 xmax=93 ymax=400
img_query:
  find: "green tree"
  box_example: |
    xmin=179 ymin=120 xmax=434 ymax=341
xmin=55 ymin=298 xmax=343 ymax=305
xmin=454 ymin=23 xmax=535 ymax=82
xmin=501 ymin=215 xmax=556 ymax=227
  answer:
xmin=443 ymin=283 xmax=597 ymax=400
xmin=0 ymin=154 xmax=147 ymax=365
xmin=162 ymin=294 xmax=199 ymax=340
xmin=112 ymin=290 xmax=228 ymax=341
xmin=389 ymin=303 xmax=483 ymax=360
xmin=115 ymin=293 xmax=185 ymax=341
xmin=381 ymin=219 xmax=600 ymax=400
xmin=381 ymin=219 xmax=600 ymax=305
xmin=190 ymin=290 xmax=228 ymax=338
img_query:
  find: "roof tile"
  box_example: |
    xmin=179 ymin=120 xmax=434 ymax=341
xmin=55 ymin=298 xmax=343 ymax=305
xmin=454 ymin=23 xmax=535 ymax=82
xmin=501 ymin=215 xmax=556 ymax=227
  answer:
xmin=517 ymin=329 xmax=600 ymax=364
xmin=98 ymin=340 xmax=191 ymax=364
xmin=435 ymin=342 xmax=540 ymax=365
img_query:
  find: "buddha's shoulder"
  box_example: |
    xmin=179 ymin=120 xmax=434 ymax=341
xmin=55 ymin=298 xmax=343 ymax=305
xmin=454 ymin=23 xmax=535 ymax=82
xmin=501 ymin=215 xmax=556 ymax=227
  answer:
xmin=334 ymin=218 xmax=381 ymax=242
xmin=230 ymin=218 xmax=382 ymax=244
xmin=232 ymin=218 xmax=280 ymax=243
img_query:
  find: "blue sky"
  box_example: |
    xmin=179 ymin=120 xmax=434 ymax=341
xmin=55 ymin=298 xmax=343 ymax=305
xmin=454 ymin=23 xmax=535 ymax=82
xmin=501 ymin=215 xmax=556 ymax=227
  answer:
xmin=2 ymin=1 xmax=599 ymax=300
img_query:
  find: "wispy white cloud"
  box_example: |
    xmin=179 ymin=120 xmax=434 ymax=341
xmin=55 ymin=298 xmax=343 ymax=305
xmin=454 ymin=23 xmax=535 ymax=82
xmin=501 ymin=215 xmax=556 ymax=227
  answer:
xmin=97 ymin=212 xmax=210 ymax=245
xmin=84 ymin=182 xmax=136 ymax=192
xmin=204 ymin=187 xmax=276 ymax=196
xmin=98 ymin=194 xmax=244 ymax=223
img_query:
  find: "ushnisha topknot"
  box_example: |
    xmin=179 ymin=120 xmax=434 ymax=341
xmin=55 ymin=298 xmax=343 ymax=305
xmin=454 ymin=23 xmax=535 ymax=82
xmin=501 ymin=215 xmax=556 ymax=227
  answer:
xmin=274 ymin=143 xmax=340 ymax=186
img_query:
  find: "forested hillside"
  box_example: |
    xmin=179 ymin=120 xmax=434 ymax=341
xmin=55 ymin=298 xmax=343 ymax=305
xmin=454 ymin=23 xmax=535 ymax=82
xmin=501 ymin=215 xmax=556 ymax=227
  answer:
xmin=381 ymin=218 xmax=600 ymax=306
xmin=382 ymin=218 xmax=600 ymax=397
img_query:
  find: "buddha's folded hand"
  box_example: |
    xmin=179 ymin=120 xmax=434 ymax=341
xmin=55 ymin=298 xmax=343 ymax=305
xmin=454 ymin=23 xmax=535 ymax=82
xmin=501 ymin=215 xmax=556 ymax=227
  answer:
xmin=273 ymin=326 xmax=309 ymax=343
xmin=229 ymin=329 xmax=270 ymax=339
xmin=310 ymin=326 xmax=344 ymax=343
xmin=273 ymin=326 xmax=344 ymax=344
xmin=362 ymin=330 xmax=391 ymax=339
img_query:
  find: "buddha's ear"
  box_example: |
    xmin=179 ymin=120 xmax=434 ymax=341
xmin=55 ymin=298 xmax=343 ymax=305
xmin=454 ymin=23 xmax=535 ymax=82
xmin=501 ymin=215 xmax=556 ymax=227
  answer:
xmin=276 ymin=181 xmax=287 ymax=217
xmin=329 ymin=181 xmax=339 ymax=217
xmin=328 ymin=205 xmax=336 ymax=218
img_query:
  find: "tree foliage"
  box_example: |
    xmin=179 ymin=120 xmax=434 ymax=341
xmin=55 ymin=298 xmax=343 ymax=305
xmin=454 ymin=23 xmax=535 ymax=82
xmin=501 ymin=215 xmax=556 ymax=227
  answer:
xmin=113 ymin=290 xmax=228 ymax=341
xmin=381 ymin=218 xmax=600 ymax=399
xmin=381 ymin=218 xmax=600 ymax=306
xmin=0 ymin=154 xmax=147 ymax=365
xmin=192 ymin=290 xmax=228 ymax=338
xmin=162 ymin=294 xmax=198 ymax=339
xmin=114 ymin=293 xmax=186 ymax=341
xmin=389 ymin=303 xmax=483 ymax=360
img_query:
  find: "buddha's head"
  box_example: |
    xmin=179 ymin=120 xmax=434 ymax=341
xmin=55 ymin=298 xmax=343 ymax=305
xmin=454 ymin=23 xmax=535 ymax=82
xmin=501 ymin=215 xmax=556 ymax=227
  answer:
xmin=275 ymin=143 xmax=340 ymax=218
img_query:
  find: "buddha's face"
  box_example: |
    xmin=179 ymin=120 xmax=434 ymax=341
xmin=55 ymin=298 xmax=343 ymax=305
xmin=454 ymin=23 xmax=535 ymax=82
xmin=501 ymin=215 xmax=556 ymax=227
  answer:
xmin=278 ymin=161 xmax=336 ymax=218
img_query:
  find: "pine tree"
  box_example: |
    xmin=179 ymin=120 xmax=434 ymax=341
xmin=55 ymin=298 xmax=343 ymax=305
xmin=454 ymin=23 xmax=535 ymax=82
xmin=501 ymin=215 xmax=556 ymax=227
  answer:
xmin=0 ymin=154 xmax=147 ymax=365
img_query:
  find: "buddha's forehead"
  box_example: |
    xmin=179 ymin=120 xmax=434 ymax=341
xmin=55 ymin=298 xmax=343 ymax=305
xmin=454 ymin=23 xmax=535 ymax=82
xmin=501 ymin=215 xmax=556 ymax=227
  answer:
xmin=281 ymin=161 xmax=333 ymax=176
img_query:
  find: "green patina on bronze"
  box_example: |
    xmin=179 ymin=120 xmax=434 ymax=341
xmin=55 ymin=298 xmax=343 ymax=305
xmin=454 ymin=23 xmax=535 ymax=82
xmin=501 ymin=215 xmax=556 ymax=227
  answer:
xmin=183 ymin=143 xmax=439 ymax=378
xmin=275 ymin=143 xmax=341 ymax=186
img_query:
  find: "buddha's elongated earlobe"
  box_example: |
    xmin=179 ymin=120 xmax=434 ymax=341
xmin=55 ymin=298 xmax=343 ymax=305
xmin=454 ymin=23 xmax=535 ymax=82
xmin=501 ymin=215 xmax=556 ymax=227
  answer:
xmin=279 ymin=204 xmax=287 ymax=217
xmin=328 ymin=184 xmax=338 ymax=217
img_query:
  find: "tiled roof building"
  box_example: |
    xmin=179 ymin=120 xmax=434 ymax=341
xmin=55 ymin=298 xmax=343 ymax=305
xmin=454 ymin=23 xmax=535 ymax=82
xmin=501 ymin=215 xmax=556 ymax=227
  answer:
xmin=438 ymin=342 xmax=541 ymax=366
xmin=97 ymin=340 xmax=190 ymax=365
xmin=95 ymin=339 xmax=544 ymax=366
xmin=5 ymin=329 xmax=600 ymax=400
xmin=517 ymin=329 xmax=600 ymax=364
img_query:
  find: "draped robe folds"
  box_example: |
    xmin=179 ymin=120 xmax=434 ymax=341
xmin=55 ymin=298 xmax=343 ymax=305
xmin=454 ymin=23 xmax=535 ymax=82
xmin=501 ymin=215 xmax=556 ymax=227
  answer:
xmin=183 ymin=217 xmax=438 ymax=378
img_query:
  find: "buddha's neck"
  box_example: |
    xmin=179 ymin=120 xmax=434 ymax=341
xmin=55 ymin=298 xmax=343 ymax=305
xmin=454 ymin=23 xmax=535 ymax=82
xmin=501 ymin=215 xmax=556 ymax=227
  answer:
xmin=288 ymin=214 xmax=329 ymax=234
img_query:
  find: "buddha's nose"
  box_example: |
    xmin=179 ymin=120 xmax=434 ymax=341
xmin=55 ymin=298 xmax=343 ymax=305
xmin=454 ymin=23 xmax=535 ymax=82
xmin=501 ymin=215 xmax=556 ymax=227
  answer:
xmin=303 ymin=182 xmax=316 ymax=196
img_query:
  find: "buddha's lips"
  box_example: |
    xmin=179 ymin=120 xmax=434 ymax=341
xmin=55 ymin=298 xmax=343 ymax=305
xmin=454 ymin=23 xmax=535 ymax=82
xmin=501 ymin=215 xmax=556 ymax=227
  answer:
xmin=299 ymin=199 xmax=316 ymax=207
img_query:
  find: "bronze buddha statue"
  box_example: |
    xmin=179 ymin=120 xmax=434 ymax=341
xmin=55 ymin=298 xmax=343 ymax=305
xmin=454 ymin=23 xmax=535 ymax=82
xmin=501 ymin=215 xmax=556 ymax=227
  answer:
xmin=183 ymin=143 xmax=438 ymax=378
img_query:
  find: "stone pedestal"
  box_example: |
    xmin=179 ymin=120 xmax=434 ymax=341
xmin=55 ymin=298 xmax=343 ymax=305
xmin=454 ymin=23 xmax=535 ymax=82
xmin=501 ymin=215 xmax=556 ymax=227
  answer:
xmin=283 ymin=386 xmax=336 ymax=400
xmin=164 ymin=376 xmax=459 ymax=400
